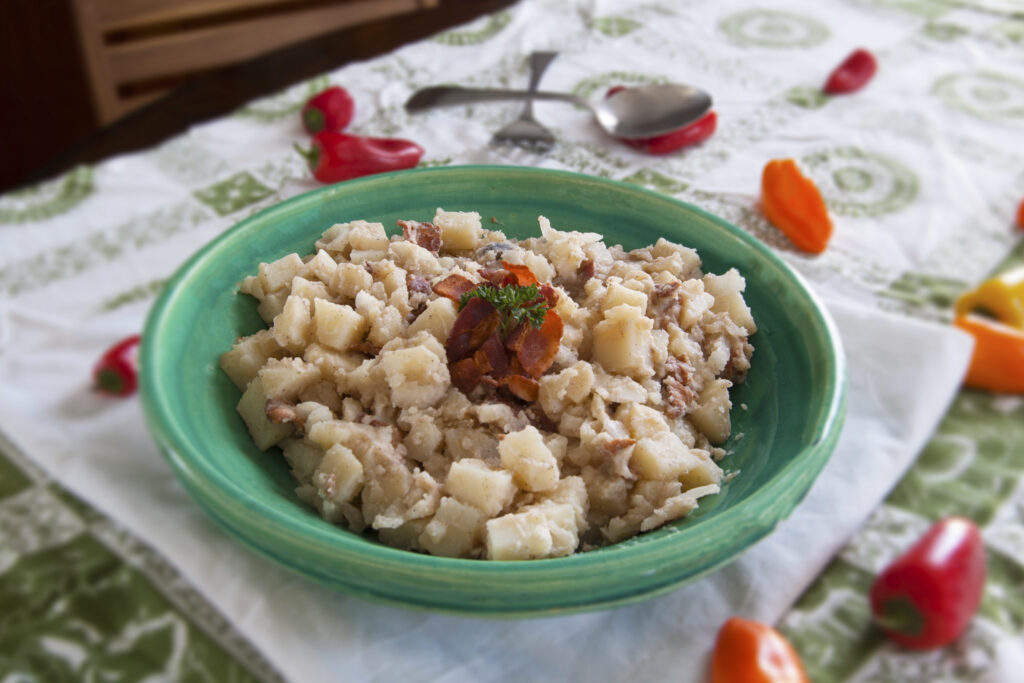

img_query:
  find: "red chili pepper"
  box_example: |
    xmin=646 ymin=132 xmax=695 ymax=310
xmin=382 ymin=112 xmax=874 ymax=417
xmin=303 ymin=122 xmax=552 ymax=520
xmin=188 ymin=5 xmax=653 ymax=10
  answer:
xmin=710 ymin=617 xmax=809 ymax=683
xmin=301 ymin=86 xmax=355 ymax=135
xmin=1015 ymin=197 xmax=1024 ymax=231
xmin=870 ymin=516 xmax=986 ymax=650
xmin=823 ymin=48 xmax=878 ymax=95
xmin=295 ymin=132 xmax=424 ymax=184
xmin=606 ymin=86 xmax=717 ymax=154
xmin=92 ymin=334 xmax=141 ymax=397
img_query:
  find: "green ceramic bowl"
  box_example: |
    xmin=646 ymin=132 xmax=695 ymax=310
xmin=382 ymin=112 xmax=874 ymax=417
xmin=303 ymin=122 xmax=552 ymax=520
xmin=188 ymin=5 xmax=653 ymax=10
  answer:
xmin=141 ymin=165 xmax=846 ymax=617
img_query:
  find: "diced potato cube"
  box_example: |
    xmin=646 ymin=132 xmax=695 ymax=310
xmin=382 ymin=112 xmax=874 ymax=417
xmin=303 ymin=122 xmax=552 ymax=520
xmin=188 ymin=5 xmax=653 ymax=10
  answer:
xmin=312 ymin=298 xmax=367 ymax=352
xmin=257 ymin=289 xmax=288 ymax=324
xmin=378 ymin=334 xmax=450 ymax=409
xmin=239 ymin=275 xmax=264 ymax=300
xmin=434 ymin=208 xmax=481 ymax=251
xmin=705 ymin=269 xmax=756 ymax=332
xmin=678 ymin=280 xmax=714 ymax=329
xmin=281 ymin=438 xmax=323 ymax=481
xmin=445 ymin=458 xmax=516 ymax=517
xmin=347 ymin=220 xmax=389 ymax=251
xmin=330 ymin=263 xmax=373 ymax=302
xmin=499 ymin=425 xmax=559 ymax=492
xmin=680 ymin=449 xmax=724 ymax=489
xmin=405 ymin=297 xmax=457 ymax=343
xmin=689 ymin=378 xmax=733 ymax=445
xmin=258 ymin=253 xmax=304 ymax=293
xmin=592 ymin=304 xmax=653 ymax=377
xmin=485 ymin=508 xmax=552 ymax=560
xmin=315 ymin=222 xmax=352 ymax=256
xmin=388 ymin=240 xmax=444 ymax=277
xmin=348 ymin=249 xmax=387 ymax=264
xmin=631 ymin=431 xmax=697 ymax=481
xmin=601 ymin=281 xmax=648 ymax=314
xmin=302 ymin=343 xmax=362 ymax=384
xmin=236 ymin=378 xmax=293 ymax=450
xmin=418 ymin=496 xmax=485 ymax=558
xmin=403 ymin=416 xmax=443 ymax=462
xmin=541 ymin=475 xmax=588 ymax=530
xmin=615 ymin=402 xmax=671 ymax=439
xmin=258 ymin=357 xmax=322 ymax=400
xmin=220 ymin=329 xmax=280 ymax=390
xmin=304 ymin=249 xmax=338 ymax=284
xmin=271 ymin=295 xmax=312 ymax=354
xmin=288 ymin=276 xmax=330 ymax=308
xmin=367 ymin=306 xmax=405 ymax=347
xmin=314 ymin=444 xmax=364 ymax=504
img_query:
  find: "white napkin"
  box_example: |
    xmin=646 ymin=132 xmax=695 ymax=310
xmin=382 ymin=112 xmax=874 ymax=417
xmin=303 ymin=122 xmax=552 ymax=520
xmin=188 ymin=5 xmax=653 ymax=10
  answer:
xmin=0 ymin=294 xmax=972 ymax=682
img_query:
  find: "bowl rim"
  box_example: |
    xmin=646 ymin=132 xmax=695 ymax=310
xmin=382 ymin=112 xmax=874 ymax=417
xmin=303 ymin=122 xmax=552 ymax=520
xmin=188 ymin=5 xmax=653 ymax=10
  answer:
xmin=141 ymin=165 xmax=847 ymax=606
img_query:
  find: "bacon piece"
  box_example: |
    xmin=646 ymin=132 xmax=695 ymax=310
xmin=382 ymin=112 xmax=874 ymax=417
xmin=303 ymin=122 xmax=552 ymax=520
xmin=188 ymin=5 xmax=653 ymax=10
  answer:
xmin=516 ymin=310 xmax=563 ymax=377
xmin=577 ymin=259 xmax=595 ymax=282
xmin=398 ymin=220 xmax=442 ymax=254
xmin=664 ymin=356 xmax=697 ymax=419
xmin=408 ymin=274 xmax=431 ymax=294
xmin=500 ymin=261 xmax=539 ymax=286
xmin=479 ymin=268 xmax=517 ymax=288
xmin=501 ymin=374 xmax=539 ymax=402
xmin=473 ymin=334 xmax=510 ymax=378
xmin=450 ymin=357 xmax=482 ymax=395
xmin=433 ymin=274 xmax=478 ymax=301
xmin=352 ymin=341 xmax=381 ymax=356
xmin=602 ymin=437 xmax=636 ymax=453
xmin=538 ymin=283 xmax=559 ymax=307
xmin=266 ymin=399 xmax=300 ymax=426
xmin=446 ymin=297 xmax=499 ymax=362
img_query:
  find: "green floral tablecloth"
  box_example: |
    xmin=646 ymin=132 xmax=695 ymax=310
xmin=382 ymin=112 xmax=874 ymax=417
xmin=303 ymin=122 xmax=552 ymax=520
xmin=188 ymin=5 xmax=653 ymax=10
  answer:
xmin=2 ymin=0 xmax=1023 ymax=680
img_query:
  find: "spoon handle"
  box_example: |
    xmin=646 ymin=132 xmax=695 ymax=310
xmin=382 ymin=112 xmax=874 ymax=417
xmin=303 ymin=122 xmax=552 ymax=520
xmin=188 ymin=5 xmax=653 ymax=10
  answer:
xmin=405 ymin=86 xmax=586 ymax=112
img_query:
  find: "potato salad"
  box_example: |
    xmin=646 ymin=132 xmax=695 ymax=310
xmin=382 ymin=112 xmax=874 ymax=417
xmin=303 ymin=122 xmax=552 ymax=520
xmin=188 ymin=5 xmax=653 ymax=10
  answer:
xmin=220 ymin=209 xmax=755 ymax=560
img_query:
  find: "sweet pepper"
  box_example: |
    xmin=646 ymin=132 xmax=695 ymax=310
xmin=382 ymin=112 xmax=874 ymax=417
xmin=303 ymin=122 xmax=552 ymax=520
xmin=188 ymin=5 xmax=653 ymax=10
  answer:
xmin=955 ymin=265 xmax=1024 ymax=329
xmin=870 ymin=516 xmax=986 ymax=650
xmin=711 ymin=617 xmax=808 ymax=683
xmin=296 ymin=132 xmax=423 ymax=184
xmin=761 ymin=158 xmax=834 ymax=254
xmin=953 ymin=314 xmax=1024 ymax=393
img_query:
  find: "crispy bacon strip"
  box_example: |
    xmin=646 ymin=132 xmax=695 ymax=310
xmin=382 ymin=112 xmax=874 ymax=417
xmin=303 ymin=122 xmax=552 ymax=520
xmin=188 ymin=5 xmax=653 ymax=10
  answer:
xmin=450 ymin=357 xmax=482 ymax=395
xmin=664 ymin=356 xmax=697 ymax=418
xmin=398 ymin=220 xmax=442 ymax=254
xmin=433 ymin=274 xmax=478 ymax=301
xmin=501 ymin=261 xmax=539 ymax=286
xmin=501 ymin=374 xmax=539 ymax=402
xmin=538 ymin=283 xmax=559 ymax=307
xmin=479 ymin=268 xmax=517 ymax=288
xmin=445 ymin=297 xmax=499 ymax=362
xmin=516 ymin=309 xmax=563 ymax=377
xmin=473 ymin=334 xmax=509 ymax=378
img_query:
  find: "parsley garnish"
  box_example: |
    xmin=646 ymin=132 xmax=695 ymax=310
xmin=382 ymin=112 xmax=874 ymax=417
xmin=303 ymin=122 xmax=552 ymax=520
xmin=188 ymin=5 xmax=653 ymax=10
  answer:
xmin=460 ymin=283 xmax=548 ymax=336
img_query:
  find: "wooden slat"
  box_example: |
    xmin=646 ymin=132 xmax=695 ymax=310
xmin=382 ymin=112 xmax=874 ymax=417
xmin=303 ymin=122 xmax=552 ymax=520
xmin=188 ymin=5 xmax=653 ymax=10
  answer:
xmin=95 ymin=0 xmax=313 ymax=33
xmin=107 ymin=0 xmax=420 ymax=84
xmin=70 ymin=0 xmax=125 ymax=123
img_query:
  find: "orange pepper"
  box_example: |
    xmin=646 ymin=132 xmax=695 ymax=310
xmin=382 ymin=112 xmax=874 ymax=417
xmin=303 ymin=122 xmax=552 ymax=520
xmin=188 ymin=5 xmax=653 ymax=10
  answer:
xmin=711 ymin=617 xmax=809 ymax=683
xmin=955 ymin=266 xmax=1024 ymax=330
xmin=953 ymin=314 xmax=1024 ymax=393
xmin=761 ymin=159 xmax=834 ymax=254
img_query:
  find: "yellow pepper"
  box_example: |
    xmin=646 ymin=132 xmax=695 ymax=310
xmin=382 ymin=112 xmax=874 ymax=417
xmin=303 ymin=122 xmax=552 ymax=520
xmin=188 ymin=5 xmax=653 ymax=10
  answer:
xmin=955 ymin=266 xmax=1024 ymax=330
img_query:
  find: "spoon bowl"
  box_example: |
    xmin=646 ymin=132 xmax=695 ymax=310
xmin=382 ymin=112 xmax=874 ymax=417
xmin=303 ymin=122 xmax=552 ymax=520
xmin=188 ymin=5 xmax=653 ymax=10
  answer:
xmin=405 ymin=83 xmax=713 ymax=139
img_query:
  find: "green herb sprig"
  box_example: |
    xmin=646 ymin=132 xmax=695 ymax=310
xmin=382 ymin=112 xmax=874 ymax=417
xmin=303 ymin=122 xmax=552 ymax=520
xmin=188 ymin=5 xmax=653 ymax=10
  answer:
xmin=460 ymin=283 xmax=548 ymax=336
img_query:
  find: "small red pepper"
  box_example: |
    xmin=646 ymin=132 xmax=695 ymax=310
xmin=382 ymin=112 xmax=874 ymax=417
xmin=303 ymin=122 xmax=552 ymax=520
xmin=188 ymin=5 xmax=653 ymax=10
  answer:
xmin=710 ymin=617 xmax=809 ymax=683
xmin=823 ymin=48 xmax=878 ymax=95
xmin=296 ymin=132 xmax=424 ymax=184
xmin=1015 ymin=197 xmax=1024 ymax=230
xmin=606 ymin=86 xmax=717 ymax=154
xmin=870 ymin=516 xmax=986 ymax=650
xmin=301 ymin=86 xmax=355 ymax=135
xmin=92 ymin=334 xmax=141 ymax=397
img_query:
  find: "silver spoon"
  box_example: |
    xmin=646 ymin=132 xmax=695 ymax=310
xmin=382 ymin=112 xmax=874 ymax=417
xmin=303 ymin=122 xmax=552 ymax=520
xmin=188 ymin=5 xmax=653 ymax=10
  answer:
xmin=405 ymin=83 xmax=712 ymax=139
xmin=491 ymin=51 xmax=558 ymax=151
